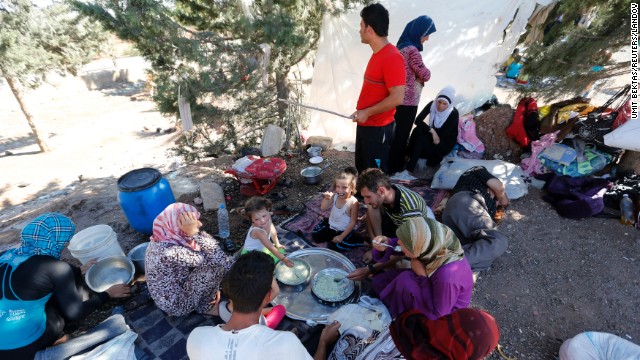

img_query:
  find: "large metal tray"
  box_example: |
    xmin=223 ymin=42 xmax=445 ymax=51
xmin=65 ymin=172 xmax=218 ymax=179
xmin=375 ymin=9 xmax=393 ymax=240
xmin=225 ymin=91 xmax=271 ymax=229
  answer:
xmin=271 ymin=248 xmax=360 ymax=324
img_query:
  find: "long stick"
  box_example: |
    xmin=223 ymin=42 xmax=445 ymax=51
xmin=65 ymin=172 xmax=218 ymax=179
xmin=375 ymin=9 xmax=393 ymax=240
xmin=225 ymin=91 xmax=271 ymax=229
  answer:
xmin=278 ymin=98 xmax=353 ymax=119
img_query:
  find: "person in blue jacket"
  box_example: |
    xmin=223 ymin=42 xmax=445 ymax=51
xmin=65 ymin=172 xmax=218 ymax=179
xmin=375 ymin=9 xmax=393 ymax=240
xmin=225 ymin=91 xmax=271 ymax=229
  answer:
xmin=506 ymin=55 xmax=523 ymax=79
xmin=0 ymin=213 xmax=130 ymax=359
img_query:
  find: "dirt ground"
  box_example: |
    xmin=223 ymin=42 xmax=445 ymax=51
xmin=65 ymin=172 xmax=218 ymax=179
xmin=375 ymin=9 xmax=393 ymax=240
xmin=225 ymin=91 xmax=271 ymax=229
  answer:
xmin=1 ymin=74 xmax=639 ymax=360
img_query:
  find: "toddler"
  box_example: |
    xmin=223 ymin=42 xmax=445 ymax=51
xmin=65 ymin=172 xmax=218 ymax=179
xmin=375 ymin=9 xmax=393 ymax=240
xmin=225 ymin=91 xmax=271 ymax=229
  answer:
xmin=312 ymin=167 xmax=362 ymax=252
xmin=241 ymin=196 xmax=294 ymax=267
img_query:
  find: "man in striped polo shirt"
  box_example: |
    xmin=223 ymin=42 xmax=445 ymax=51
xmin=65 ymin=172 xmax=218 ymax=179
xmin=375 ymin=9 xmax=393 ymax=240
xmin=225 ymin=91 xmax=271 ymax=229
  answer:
xmin=348 ymin=168 xmax=435 ymax=280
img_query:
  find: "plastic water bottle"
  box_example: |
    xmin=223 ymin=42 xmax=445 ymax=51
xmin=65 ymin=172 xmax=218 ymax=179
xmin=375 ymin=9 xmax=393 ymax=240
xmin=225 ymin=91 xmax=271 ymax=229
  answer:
xmin=620 ymin=194 xmax=634 ymax=226
xmin=217 ymin=204 xmax=230 ymax=238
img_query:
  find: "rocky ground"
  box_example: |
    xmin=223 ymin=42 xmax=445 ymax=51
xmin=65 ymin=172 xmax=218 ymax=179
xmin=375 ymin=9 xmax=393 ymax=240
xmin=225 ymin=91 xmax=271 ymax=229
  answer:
xmin=1 ymin=75 xmax=639 ymax=359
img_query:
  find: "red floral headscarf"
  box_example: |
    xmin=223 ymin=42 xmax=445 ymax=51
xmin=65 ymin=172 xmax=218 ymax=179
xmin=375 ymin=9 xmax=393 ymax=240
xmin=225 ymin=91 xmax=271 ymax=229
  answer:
xmin=390 ymin=308 xmax=500 ymax=360
xmin=150 ymin=203 xmax=201 ymax=251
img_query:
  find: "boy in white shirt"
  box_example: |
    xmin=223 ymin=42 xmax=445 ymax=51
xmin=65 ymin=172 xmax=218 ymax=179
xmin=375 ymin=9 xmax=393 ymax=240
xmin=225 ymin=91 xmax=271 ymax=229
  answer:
xmin=187 ymin=251 xmax=340 ymax=360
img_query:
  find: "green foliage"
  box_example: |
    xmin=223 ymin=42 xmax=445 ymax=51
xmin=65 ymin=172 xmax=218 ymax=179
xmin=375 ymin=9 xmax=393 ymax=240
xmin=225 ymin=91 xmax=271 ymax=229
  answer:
xmin=518 ymin=0 xmax=631 ymax=100
xmin=73 ymin=0 xmax=369 ymax=161
xmin=0 ymin=0 xmax=107 ymax=87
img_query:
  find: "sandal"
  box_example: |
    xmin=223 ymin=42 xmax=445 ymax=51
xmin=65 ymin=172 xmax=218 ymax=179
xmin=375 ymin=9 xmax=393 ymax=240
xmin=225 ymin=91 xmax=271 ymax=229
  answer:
xmin=272 ymin=204 xmax=302 ymax=216
xmin=221 ymin=237 xmax=237 ymax=252
xmin=124 ymin=287 xmax=153 ymax=312
xmin=268 ymin=191 xmax=287 ymax=201
xmin=277 ymin=178 xmax=294 ymax=188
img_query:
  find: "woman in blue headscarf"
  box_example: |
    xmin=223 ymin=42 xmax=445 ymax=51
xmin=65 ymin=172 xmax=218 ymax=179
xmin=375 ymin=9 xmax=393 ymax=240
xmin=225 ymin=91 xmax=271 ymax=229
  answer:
xmin=389 ymin=15 xmax=437 ymax=175
xmin=0 ymin=213 xmax=130 ymax=359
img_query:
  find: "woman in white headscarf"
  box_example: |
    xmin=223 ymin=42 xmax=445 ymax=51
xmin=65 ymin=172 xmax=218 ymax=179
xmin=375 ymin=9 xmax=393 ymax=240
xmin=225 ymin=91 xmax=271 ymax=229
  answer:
xmin=405 ymin=86 xmax=459 ymax=172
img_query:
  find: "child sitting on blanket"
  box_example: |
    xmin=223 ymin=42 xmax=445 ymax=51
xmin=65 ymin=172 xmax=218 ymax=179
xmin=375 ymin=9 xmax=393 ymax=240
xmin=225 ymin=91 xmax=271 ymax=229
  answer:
xmin=241 ymin=196 xmax=294 ymax=267
xmin=312 ymin=167 xmax=362 ymax=252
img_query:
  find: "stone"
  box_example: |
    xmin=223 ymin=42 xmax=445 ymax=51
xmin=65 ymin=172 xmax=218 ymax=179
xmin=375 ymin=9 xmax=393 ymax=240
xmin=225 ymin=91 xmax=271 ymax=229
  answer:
xmin=475 ymin=105 xmax=523 ymax=163
xmin=306 ymin=136 xmax=333 ymax=150
xmin=260 ymin=124 xmax=285 ymax=157
xmin=167 ymin=175 xmax=199 ymax=200
xmin=200 ymin=181 xmax=226 ymax=211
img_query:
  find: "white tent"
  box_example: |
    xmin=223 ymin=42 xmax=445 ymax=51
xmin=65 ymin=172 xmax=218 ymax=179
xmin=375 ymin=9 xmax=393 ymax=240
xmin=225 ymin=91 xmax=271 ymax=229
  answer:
xmin=306 ymin=0 xmax=553 ymax=150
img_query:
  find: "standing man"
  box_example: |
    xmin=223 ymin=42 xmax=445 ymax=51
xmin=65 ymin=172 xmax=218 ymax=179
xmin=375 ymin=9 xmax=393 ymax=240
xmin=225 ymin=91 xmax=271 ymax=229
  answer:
xmin=352 ymin=3 xmax=406 ymax=174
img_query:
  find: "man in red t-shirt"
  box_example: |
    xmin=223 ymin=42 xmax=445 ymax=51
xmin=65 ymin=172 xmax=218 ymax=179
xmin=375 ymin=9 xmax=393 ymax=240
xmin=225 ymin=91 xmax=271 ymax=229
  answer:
xmin=352 ymin=3 xmax=406 ymax=174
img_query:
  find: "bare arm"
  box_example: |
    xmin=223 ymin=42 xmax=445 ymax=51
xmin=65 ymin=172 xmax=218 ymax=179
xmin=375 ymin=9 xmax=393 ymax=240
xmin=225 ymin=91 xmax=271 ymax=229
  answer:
xmin=313 ymin=321 xmax=341 ymax=360
xmin=320 ymin=192 xmax=334 ymax=212
xmin=487 ymin=178 xmax=509 ymax=206
xmin=253 ymin=228 xmax=293 ymax=267
xmin=352 ymin=85 xmax=405 ymax=123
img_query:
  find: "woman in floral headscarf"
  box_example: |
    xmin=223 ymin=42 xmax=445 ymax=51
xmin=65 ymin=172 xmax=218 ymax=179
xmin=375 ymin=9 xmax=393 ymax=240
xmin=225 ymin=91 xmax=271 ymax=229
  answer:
xmin=370 ymin=217 xmax=473 ymax=319
xmin=145 ymin=203 xmax=235 ymax=316
xmin=0 ymin=213 xmax=130 ymax=359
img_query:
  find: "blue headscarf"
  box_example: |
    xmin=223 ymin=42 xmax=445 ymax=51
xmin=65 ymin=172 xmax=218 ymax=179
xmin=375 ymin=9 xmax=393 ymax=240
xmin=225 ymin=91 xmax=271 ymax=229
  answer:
xmin=3 ymin=213 xmax=76 ymax=262
xmin=397 ymin=15 xmax=437 ymax=52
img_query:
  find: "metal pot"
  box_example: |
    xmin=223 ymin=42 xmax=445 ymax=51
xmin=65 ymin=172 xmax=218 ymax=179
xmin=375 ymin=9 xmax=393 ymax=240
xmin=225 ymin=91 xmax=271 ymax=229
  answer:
xmin=300 ymin=163 xmax=330 ymax=185
xmin=127 ymin=242 xmax=149 ymax=274
xmin=307 ymin=146 xmax=322 ymax=158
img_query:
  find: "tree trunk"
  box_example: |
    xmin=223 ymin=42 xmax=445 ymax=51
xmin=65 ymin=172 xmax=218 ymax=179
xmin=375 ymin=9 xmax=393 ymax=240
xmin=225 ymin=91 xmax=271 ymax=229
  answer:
xmin=275 ymin=72 xmax=289 ymax=121
xmin=5 ymin=76 xmax=48 ymax=153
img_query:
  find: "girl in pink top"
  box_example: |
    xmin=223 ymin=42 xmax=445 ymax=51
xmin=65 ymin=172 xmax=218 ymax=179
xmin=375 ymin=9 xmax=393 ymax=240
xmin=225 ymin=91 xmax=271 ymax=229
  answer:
xmin=389 ymin=15 xmax=437 ymax=174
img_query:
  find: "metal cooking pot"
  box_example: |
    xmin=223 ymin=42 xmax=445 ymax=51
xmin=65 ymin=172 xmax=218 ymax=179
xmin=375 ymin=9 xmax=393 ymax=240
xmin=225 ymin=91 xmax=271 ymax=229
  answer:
xmin=301 ymin=163 xmax=330 ymax=185
xmin=307 ymin=146 xmax=322 ymax=158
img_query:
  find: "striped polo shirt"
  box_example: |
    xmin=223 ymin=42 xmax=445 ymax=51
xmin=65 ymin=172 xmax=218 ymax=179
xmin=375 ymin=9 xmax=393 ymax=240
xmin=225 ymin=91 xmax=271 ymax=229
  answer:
xmin=382 ymin=184 xmax=431 ymax=225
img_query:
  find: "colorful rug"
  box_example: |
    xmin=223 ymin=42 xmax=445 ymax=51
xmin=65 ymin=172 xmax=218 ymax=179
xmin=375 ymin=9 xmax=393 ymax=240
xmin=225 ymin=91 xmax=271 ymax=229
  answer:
xmin=280 ymin=179 xmax=449 ymax=268
xmin=126 ymin=231 xmax=314 ymax=360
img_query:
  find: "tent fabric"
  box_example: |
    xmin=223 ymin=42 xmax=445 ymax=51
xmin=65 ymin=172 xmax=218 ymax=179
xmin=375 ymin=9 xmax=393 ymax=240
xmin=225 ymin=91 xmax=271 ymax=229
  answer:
xmin=604 ymin=118 xmax=640 ymax=151
xmin=306 ymin=0 xmax=552 ymax=150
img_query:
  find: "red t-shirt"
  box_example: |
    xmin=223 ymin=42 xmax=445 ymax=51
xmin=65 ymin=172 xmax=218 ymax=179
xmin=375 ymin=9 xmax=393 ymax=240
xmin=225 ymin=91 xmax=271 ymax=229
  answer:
xmin=356 ymin=43 xmax=406 ymax=127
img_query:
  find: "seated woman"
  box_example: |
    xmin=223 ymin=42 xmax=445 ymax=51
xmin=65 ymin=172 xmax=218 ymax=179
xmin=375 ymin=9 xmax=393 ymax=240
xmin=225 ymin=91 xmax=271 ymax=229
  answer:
xmin=370 ymin=217 xmax=474 ymax=319
xmin=405 ymin=86 xmax=459 ymax=173
xmin=146 ymin=203 xmax=234 ymax=316
xmin=329 ymin=308 xmax=500 ymax=360
xmin=0 ymin=213 xmax=130 ymax=359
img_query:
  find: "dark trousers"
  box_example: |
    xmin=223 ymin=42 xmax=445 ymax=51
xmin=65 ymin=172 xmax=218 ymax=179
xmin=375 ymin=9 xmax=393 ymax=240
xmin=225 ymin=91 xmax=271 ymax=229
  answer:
xmin=406 ymin=127 xmax=445 ymax=171
xmin=312 ymin=218 xmax=362 ymax=252
xmin=388 ymin=105 xmax=418 ymax=174
xmin=355 ymin=122 xmax=394 ymax=174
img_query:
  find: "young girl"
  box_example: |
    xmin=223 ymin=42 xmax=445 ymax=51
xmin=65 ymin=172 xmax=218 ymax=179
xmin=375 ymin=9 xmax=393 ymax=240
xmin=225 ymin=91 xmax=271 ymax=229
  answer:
xmin=312 ymin=167 xmax=361 ymax=252
xmin=241 ymin=196 xmax=294 ymax=267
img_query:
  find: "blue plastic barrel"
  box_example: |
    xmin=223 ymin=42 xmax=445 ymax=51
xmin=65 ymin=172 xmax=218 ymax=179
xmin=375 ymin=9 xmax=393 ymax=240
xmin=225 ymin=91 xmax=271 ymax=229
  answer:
xmin=117 ymin=168 xmax=175 ymax=234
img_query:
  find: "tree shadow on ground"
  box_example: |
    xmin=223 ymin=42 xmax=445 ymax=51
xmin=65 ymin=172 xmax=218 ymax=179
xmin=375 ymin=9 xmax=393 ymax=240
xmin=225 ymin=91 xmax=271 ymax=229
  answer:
xmin=0 ymin=135 xmax=36 ymax=153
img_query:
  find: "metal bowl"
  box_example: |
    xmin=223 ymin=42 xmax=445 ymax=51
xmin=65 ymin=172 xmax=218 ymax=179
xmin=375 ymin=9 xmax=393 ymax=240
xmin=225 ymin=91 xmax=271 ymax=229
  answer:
xmin=309 ymin=156 xmax=323 ymax=165
xmin=307 ymin=146 xmax=322 ymax=157
xmin=85 ymin=255 xmax=135 ymax=293
xmin=127 ymin=242 xmax=149 ymax=274
xmin=275 ymin=258 xmax=311 ymax=286
xmin=301 ymin=166 xmax=323 ymax=185
xmin=310 ymin=268 xmax=354 ymax=303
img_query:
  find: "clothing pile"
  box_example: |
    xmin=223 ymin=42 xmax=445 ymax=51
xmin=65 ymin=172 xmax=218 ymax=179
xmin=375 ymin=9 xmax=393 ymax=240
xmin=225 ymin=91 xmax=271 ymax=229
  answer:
xmin=514 ymin=86 xmax=631 ymax=179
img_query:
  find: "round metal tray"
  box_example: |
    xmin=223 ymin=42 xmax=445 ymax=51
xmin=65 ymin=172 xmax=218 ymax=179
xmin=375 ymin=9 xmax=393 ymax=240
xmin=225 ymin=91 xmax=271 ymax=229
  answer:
xmin=271 ymin=248 xmax=360 ymax=324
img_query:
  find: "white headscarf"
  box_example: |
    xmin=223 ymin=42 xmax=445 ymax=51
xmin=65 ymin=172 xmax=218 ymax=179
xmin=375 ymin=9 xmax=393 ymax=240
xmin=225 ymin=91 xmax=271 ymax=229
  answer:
xmin=429 ymin=86 xmax=456 ymax=129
